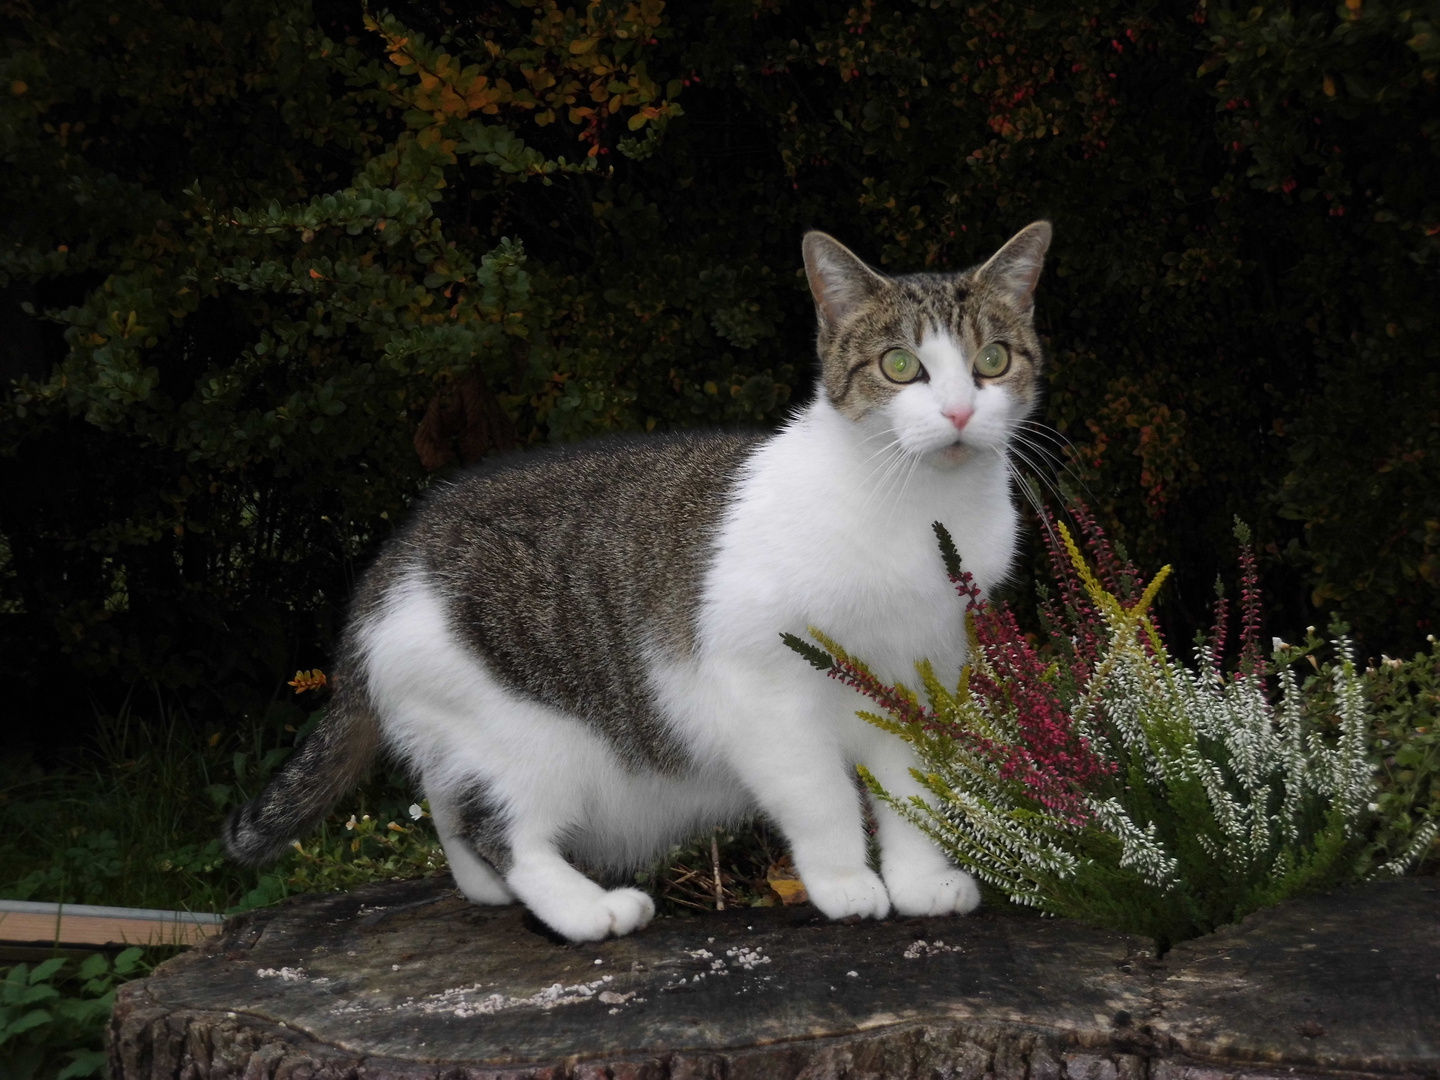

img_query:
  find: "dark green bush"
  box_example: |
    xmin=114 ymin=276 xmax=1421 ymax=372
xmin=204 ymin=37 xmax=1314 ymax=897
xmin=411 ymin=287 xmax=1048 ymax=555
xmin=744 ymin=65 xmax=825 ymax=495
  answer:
xmin=0 ymin=948 xmax=145 ymax=1080
xmin=2 ymin=0 xmax=1436 ymax=739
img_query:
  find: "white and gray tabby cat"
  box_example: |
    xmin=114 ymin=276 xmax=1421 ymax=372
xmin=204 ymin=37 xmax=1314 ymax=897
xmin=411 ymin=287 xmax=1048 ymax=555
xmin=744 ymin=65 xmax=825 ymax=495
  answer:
xmin=225 ymin=221 xmax=1053 ymax=941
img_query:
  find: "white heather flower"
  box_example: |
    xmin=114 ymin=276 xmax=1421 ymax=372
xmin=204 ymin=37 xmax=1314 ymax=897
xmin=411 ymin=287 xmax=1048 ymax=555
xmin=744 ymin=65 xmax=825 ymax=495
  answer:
xmin=409 ymin=803 xmax=424 ymax=821
xmin=344 ymin=815 xmax=358 ymax=831
xmin=1272 ymin=637 xmax=1288 ymax=652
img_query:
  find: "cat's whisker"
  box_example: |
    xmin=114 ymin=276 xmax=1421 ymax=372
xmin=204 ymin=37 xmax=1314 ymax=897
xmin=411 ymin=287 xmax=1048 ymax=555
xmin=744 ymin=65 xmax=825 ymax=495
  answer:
xmin=858 ymin=425 xmax=899 ymax=446
xmin=856 ymin=435 xmax=905 ymax=472
xmin=1011 ymin=422 xmax=1074 ymax=464
xmin=1006 ymin=439 xmax=1063 ymax=494
xmin=999 ymin=449 xmax=1039 ymax=511
xmin=1009 ymin=451 xmax=1072 ymax=518
xmin=869 ymin=445 xmax=918 ymax=516
xmin=1013 ymin=418 xmax=1072 ymax=443
xmin=856 ymin=441 xmax=909 ymax=515
xmin=1011 ymin=421 xmax=1100 ymax=505
xmin=858 ymin=438 xmax=905 ymax=485
xmin=999 ymin=450 xmax=1064 ymax=556
xmin=1006 ymin=441 xmax=1072 ymax=522
xmin=888 ymin=448 xmax=924 ymax=520
xmin=1006 ymin=427 xmax=1097 ymax=511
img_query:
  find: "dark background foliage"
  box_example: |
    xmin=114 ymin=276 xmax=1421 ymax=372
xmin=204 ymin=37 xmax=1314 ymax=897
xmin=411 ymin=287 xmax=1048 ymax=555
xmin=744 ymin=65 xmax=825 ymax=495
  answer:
xmin=2 ymin=0 xmax=1437 ymax=753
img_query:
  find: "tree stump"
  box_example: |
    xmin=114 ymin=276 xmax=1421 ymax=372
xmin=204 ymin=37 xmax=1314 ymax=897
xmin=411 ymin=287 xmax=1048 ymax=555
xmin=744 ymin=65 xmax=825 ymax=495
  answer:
xmin=110 ymin=876 xmax=1439 ymax=1080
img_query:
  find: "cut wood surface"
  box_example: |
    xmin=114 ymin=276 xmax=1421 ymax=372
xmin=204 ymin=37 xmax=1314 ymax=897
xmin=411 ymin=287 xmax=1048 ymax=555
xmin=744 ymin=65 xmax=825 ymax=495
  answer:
xmin=110 ymin=876 xmax=1439 ymax=1080
xmin=0 ymin=900 xmax=223 ymax=948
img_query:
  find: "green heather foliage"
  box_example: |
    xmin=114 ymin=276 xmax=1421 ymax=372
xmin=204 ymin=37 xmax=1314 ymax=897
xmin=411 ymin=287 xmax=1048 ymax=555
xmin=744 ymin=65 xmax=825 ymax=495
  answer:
xmin=1 ymin=0 xmax=1437 ymax=733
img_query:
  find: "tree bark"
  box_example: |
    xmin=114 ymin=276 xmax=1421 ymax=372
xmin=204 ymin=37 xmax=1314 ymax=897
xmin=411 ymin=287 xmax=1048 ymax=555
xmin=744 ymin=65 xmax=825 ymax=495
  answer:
xmin=110 ymin=877 xmax=1440 ymax=1080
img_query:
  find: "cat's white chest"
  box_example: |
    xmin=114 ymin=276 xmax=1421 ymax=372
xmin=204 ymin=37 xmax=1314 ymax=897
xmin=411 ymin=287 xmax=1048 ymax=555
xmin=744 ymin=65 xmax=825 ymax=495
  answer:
xmin=698 ymin=400 xmax=1018 ymax=685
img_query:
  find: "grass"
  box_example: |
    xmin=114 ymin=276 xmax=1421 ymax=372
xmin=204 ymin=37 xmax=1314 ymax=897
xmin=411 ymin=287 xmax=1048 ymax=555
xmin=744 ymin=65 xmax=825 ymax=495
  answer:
xmin=0 ymin=701 xmax=437 ymax=916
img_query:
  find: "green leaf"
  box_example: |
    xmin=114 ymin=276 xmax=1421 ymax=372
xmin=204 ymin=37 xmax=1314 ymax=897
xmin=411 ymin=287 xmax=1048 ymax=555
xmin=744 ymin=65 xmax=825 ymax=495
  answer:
xmin=780 ymin=632 xmax=834 ymax=671
xmin=58 ymin=1050 xmax=109 ymax=1080
xmin=27 ymin=959 xmax=65 ymax=986
xmin=933 ymin=521 xmax=963 ymax=579
xmin=112 ymin=947 xmax=145 ymax=975
xmin=1 ymin=1007 xmax=54 ymax=1040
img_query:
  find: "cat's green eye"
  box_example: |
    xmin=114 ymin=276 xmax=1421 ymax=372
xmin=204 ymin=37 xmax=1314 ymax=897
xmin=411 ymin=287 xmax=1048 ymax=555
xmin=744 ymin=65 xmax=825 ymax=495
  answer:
xmin=974 ymin=342 xmax=1011 ymax=378
xmin=880 ymin=348 xmax=923 ymax=384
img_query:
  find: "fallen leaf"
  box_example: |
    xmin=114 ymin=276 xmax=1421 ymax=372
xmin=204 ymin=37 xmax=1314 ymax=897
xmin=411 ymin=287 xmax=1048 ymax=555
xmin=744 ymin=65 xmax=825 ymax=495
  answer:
xmin=766 ymin=860 xmax=809 ymax=906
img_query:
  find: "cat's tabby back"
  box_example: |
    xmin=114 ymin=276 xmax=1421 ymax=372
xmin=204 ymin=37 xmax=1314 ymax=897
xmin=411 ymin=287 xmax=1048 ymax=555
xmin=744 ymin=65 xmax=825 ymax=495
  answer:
xmin=225 ymin=222 xmax=1053 ymax=941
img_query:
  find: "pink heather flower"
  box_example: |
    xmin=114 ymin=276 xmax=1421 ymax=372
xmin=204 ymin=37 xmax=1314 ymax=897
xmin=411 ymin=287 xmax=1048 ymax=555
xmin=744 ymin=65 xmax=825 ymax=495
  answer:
xmin=1236 ymin=531 xmax=1263 ymax=678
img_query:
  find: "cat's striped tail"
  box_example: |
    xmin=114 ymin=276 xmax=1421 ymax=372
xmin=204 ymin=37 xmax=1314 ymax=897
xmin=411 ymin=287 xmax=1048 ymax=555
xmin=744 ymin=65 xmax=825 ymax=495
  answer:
xmin=222 ymin=664 xmax=380 ymax=866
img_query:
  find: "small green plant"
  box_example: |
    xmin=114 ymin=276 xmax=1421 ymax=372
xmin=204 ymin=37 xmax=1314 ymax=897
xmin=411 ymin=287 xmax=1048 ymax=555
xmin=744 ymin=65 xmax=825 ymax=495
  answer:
xmin=246 ymin=804 xmax=448 ymax=909
xmin=1361 ymin=639 xmax=1440 ymax=873
xmin=786 ymin=512 xmax=1428 ymax=947
xmin=0 ymin=948 xmax=145 ymax=1080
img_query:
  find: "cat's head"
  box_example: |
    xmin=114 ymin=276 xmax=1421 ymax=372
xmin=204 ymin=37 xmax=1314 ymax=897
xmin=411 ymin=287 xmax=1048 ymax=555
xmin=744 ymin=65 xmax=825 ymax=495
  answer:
xmin=801 ymin=222 xmax=1051 ymax=468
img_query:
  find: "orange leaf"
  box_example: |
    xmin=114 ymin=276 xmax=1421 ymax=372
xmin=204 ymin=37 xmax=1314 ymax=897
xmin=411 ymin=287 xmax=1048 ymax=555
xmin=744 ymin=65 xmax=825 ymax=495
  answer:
xmin=439 ymin=86 xmax=467 ymax=114
xmin=308 ymin=268 xmax=324 ymax=279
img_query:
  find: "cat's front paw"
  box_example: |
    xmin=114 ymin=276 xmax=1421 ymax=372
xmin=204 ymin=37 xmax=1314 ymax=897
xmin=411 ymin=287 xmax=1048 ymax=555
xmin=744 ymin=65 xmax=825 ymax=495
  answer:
xmin=802 ymin=867 xmax=891 ymax=921
xmin=884 ymin=864 xmax=981 ymax=917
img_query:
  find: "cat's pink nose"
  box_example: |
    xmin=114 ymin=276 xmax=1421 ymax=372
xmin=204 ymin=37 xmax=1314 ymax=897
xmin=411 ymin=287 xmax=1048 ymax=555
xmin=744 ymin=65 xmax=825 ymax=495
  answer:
xmin=943 ymin=405 xmax=973 ymax=432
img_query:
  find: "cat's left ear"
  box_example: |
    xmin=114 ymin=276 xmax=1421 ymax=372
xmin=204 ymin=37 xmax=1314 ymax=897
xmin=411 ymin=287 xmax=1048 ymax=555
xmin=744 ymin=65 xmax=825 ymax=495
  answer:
xmin=975 ymin=221 xmax=1053 ymax=311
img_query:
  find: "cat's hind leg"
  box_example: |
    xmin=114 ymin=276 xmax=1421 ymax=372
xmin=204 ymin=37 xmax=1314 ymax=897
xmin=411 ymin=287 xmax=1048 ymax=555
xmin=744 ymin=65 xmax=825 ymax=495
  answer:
xmin=428 ymin=743 xmax=653 ymax=940
xmin=426 ymin=782 xmax=515 ymax=906
xmin=428 ymin=775 xmax=653 ymax=938
xmin=505 ymin=840 xmax=654 ymax=942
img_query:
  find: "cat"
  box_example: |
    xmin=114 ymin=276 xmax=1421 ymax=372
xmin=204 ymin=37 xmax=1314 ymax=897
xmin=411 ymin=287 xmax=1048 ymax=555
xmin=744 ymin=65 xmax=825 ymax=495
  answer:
xmin=224 ymin=220 xmax=1053 ymax=942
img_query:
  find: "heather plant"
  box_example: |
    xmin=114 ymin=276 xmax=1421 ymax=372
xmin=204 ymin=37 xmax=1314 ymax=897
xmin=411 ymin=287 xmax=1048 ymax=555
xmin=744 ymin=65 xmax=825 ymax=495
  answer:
xmin=786 ymin=514 xmax=1405 ymax=946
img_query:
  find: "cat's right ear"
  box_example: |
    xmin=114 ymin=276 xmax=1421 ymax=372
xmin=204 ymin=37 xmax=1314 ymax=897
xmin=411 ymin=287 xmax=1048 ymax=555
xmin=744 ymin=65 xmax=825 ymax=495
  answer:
xmin=802 ymin=232 xmax=886 ymax=332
